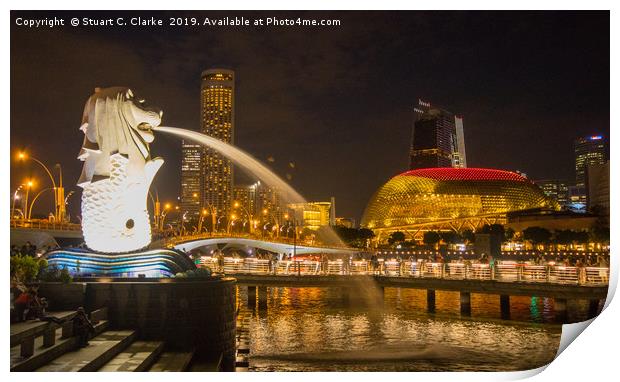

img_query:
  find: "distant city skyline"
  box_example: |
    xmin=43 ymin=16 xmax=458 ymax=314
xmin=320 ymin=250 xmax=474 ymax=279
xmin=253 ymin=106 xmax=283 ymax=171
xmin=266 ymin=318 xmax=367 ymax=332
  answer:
xmin=10 ymin=11 xmax=610 ymax=223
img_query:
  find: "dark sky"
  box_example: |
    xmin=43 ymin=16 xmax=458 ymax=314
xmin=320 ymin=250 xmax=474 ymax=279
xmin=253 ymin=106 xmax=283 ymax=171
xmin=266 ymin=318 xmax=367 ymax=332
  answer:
xmin=10 ymin=11 xmax=610 ymax=222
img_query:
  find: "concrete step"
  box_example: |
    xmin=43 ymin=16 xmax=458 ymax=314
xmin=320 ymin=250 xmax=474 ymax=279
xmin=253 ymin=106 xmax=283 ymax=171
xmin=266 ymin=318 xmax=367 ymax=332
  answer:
xmin=35 ymin=330 xmax=137 ymax=372
xmin=188 ymin=353 xmax=224 ymax=372
xmin=10 ymin=311 xmax=77 ymax=347
xmin=11 ymin=320 xmax=109 ymax=372
xmin=148 ymin=350 xmax=195 ymax=372
xmin=97 ymin=340 xmax=164 ymax=372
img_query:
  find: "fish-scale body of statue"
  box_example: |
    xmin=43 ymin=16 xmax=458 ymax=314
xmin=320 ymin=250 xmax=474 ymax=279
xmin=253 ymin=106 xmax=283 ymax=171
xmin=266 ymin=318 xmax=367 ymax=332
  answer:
xmin=77 ymin=87 xmax=163 ymax=253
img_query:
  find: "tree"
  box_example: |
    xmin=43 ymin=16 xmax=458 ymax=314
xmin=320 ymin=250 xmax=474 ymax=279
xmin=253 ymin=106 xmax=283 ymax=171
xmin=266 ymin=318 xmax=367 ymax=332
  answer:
xmin=331 ymin=226 xmax=375 ymax=248
xmin=478 ymin=224 xmax=505 ymax=238
xmin=423 ymin=231 xmax=441 ymax=248
xmin=440 ymin=231 xmax=462 ymax=244
xmin=554 ymin=230 xmax=575 ymax=246
xmin=461 ymin=229 xmax=475 ymax=244
xmin=10 ymin=255 xmax=48 ymax=287
xmin=523 ymin=226 xmax=552 ymax=245
xmin=387 ymin=231 xmax=406 ymax=246
xmin=505 ymin=227 xmax=515 ymax=241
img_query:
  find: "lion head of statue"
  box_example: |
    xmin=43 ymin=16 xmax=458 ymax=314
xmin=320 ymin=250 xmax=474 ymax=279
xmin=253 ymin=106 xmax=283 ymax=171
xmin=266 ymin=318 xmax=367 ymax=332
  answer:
xmin=77 ymin=87 xmax=162 ymax=186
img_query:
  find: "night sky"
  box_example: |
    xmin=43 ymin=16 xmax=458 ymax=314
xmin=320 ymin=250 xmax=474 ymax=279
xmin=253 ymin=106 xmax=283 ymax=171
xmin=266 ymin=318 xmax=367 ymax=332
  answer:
xmin=10 ymin=11 xmax=610 ymax=222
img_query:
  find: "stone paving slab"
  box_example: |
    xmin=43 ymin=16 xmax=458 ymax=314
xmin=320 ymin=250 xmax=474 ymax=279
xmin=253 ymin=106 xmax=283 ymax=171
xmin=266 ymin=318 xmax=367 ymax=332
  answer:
xmin=10 ymin=311 xmax=76 ymax=346
xmin=35 ymin=330 xmax=136 ymax=372
xmin=98 ymin=340 xmax=164 ymax=372
xmin=148 ymin=351 xmax=194 ymax=372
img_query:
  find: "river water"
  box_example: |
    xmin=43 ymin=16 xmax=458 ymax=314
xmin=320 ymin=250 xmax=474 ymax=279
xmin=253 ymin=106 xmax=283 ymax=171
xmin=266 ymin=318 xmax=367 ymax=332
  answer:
xmin=236 ymin=286 xmax=596 ymax=372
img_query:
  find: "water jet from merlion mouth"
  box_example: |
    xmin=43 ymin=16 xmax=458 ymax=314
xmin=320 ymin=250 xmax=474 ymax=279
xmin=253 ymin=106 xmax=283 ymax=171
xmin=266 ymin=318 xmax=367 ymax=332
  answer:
xmin=153 ymin=126 xmax=344 ymax=246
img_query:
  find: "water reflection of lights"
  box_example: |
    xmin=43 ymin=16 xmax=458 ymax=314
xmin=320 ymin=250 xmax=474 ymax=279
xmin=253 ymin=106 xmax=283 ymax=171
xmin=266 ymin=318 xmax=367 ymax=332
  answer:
xmin=241 ymin=286 xmax=564 ymax=372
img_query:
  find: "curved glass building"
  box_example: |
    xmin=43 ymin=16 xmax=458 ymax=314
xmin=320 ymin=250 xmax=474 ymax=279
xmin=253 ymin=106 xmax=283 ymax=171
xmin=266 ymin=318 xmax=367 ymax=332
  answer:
xmin=361 ymin=168 xmax=557 ymax=234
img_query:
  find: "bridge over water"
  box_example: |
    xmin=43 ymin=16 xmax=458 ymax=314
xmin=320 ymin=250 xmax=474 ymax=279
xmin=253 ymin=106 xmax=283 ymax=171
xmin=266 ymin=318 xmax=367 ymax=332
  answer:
xmin=197 ymin=256 xmax=609 ymax=322
xmin=171 ymin=235 xmax=360 ymax=256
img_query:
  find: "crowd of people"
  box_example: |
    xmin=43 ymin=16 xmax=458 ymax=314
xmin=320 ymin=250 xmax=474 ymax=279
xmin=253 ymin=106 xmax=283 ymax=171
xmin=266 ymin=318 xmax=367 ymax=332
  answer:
xmin=10 ymin=242 xmax=59 ymax=257
xmin=11 ymin=285 xmax=95 ymax=348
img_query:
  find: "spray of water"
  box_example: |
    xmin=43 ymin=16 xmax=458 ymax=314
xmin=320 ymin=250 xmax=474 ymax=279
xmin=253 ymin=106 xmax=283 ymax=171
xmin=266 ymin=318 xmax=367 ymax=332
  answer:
xmin=154 ymin=126 xmax=344 ymax=246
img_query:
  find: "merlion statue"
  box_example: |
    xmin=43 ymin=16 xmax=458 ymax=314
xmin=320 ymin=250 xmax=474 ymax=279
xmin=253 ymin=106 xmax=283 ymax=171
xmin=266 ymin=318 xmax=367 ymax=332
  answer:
xmin=77 ymin=87 xmax=163 ymax=253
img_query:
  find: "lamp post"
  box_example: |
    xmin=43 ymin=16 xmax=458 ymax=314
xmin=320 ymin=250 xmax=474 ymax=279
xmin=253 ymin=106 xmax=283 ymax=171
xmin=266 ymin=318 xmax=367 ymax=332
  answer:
xmin=23 ymin=180 xmax=34 ymax=223
xmin=262 ymin=208 xmax=282 ymax=238
xmin=233 ymin=201 xmax=254 ymax=234
xmin=228 ymin=214 xmax=237 ymax=234
xmin=28 ymin=187 xmax=54 ymax=220
xmin=201 ymin=202 xmax=218 ymax=235
xmin=17 ymin=152 xmax=60 ymax=219
xmin=55 ymin=163 xmax=65 ymax=222
xmin=159 ymin=203 xmax=172 ymax=231
xmin=11 ymin=184 xmax=24 ymax=221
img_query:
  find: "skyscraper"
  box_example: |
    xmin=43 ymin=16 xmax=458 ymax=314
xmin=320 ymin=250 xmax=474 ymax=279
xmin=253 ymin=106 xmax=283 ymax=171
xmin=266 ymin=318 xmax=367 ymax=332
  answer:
xmin=586 ymin=161 xmax=609 ymax=215
xmin=180 ymin=140 xmax=203 ymax=222
xmin=201 ymin=68 xmax=235 ymax=218
xmin=533 ymin=179 xmax=570 ymax=208
xmin=410 ymin=99 xmax=467 ymax=170
xmin=233 ymin=183 xmax=259 ymax=216
xmin=574 ymin=135 xmax=607 ymax=204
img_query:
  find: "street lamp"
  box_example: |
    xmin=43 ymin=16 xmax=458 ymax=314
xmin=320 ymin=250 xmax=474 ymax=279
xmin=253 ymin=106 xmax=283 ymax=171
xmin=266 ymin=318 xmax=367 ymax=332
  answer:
xmin=16 ymin=151 xmax=62 ymax=220
xmin=28 ymin=187 xmax=54 ymax=220
xmin=159 ymin=203 xmax=172 ymax=231
xmin=233 ymin=201 xmax=254 ymax=234
xmin=22 ymin=179 xmax=35 ymax=223
xmin=262 ymin=208 xmax=282 ymax=238
xmin=228 ymin=214 xmax=237 ymax=234
xmin=11 ymin=184 xmax=24 ymax=221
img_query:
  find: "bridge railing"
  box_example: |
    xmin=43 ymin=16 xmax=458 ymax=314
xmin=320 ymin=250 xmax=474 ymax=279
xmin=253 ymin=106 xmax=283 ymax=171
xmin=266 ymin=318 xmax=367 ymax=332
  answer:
xmin=11 ymin=219 xmax=81 ymax=231
xmin=196 ymin=256 xmax=609 ymax=286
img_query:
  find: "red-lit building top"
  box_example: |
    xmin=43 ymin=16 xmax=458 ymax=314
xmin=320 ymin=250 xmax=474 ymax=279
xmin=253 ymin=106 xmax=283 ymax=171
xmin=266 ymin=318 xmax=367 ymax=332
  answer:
xmin=401 ymin=168 xmax=527 ymax=182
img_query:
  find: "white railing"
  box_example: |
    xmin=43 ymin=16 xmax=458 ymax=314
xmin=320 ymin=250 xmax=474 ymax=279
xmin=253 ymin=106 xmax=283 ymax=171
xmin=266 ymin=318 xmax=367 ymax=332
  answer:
xmin=326 ymin=260 xmax=344 ymax=275
xmin=584 ymin=267 xmax=610 ymax=285
xmin=350 ymin=261 xmax=369 ymax=275
xmin=196 ymin=257 xmax=608 ymax=286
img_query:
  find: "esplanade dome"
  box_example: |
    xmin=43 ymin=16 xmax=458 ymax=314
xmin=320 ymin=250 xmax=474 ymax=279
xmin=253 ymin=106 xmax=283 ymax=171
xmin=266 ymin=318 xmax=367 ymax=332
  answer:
xmin=361 ymin=168 xmax=557 ymax=232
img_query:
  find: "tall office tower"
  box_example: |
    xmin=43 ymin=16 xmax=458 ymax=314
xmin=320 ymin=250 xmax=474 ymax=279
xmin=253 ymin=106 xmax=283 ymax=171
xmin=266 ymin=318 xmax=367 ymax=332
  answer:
xmin=233 ymin=183 xmax=258 ymax=216
xmin=180 ymin=140 xmax=203 ymax=223
xmin=586 ymin=161 xmax=610 ymax=215
xmin=533 ymin=179 xmax=571 ymax=208
xmin=574 ymin=135 xmax=607 ymax=204
xmin=410 ymin=99 xmax=467 ymax=170
xmin=201 ymin=68 xmax=235 ymax=218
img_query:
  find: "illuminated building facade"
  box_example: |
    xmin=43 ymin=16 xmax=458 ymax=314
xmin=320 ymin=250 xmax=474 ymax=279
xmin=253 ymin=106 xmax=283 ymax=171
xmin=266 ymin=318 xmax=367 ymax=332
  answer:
xmin=257 ymin=184 xmax=284 ymax=220
xmin=533 ymin=179 xmax=571 ymax=208
xmin=233 ymin=183 xmax=258 ymax=216
xmin=586 ymin=161 xmax=610 ymax=215
xmin=361 ymin=168 xmax=557 ymax=240
xmin=201 ymin=68 xmax=235 ymax=217
xmin=335 ymin=217 xmax=356 ymax=228
xmin=410 ymin=99 xmax=467 ymax=170
xmin=288 ymin=201 xmax=333 ymax=230
xmin=574 ymin=135 xmax=607 ymax=204
xmin=180 ymin=140 xmax=203 ymax=222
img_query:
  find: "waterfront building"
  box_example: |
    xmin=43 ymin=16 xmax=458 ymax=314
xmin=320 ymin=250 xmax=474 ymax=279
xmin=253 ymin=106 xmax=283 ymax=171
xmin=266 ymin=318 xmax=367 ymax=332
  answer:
xmin=410 ymin=99 xmax=467 ymax=169
xmin=533 ymin=179 xmax=571 ymax=208
xmin=361 ymin=168 xmax=557 ymax=241
xmin=287 ymin=201 xmax=334 ymax=230
xmin=201 ymin=68 xmax=235 ymax=217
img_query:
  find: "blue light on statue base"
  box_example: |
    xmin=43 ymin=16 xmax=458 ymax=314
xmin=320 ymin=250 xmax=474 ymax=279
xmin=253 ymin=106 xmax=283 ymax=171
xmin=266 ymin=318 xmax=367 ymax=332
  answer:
xmin=43 ymin=247 xmax=196 ymax=278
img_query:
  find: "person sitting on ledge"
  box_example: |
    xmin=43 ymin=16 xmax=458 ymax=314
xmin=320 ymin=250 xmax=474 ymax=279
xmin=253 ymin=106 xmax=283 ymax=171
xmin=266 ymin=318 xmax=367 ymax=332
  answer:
xmin=72 ymin=307 xmax=95 ymax=348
